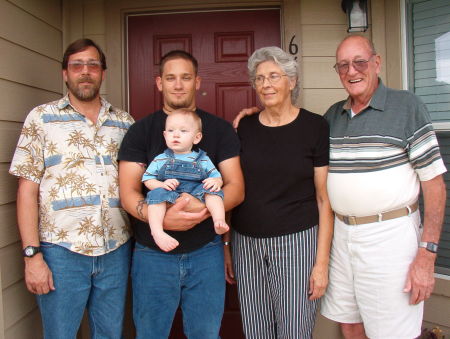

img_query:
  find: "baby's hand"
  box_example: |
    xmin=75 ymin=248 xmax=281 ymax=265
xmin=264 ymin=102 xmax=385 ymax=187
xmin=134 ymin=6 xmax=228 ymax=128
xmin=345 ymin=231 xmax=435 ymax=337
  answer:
xmin=163 ymin=179 xmax=179 ymax=191
xmin=203 ymin=177 xmax=223 ymax=192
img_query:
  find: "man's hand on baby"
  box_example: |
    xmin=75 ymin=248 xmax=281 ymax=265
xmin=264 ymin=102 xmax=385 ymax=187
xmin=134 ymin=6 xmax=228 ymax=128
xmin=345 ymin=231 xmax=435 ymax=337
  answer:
xmin=202 ymin=177 xmax=223 ymax=192
xmin=163 ymin=179 xmax=179 ymax=191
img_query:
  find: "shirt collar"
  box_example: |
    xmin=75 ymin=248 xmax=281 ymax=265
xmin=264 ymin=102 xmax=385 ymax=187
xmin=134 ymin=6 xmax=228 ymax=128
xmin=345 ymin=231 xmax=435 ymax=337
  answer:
xmin=57 ymin=94 xmax=112 ymax=115
xmin=341 ymin=78 xmax=387 ymax=114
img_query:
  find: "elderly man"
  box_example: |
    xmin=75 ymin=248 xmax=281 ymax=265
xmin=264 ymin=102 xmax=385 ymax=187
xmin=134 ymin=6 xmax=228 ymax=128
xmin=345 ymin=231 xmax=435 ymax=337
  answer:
xmin=320 ymin=35 xmax=446 ymax=339
xmin=10 ymin=39 xmax=134 ymax=338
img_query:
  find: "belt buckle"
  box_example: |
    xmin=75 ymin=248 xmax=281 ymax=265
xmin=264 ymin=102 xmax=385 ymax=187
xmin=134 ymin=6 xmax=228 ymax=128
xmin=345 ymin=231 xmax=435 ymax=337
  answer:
xmin=343 ymin=215 xmax=357 ymax=225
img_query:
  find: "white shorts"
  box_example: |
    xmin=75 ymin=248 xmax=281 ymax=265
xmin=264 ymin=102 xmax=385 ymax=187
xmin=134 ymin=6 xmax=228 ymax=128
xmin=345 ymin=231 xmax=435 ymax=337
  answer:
xmin=321 ymin=211 xmax=424 ymax=339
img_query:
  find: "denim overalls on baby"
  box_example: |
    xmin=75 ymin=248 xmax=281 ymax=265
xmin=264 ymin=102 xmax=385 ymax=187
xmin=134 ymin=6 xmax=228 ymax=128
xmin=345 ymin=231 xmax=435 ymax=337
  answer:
xmin=146 ymin=148 xmax=224 ymax=205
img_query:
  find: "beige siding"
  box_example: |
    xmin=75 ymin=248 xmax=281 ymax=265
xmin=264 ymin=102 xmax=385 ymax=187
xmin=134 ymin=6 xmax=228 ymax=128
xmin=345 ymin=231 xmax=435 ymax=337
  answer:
xmin=4 ymin=309 xmax=41 ymax=339
xmin=0 ymin=204 xmax=19 ymax=249
xmin=3 ymin=282 xmax=37 ymax=330
xmin=299 ymin=0 xmax=371 ymax=115
xmin=0 ymin=1 xmax=61 ymax=61
xmin=0 ymin=0 xmax=63 ymax=337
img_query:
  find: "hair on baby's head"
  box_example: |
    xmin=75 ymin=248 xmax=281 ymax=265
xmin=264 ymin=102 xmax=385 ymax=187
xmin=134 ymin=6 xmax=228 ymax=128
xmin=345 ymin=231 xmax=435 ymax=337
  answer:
xmin=167 ymin=109 xmax=202 ymax=132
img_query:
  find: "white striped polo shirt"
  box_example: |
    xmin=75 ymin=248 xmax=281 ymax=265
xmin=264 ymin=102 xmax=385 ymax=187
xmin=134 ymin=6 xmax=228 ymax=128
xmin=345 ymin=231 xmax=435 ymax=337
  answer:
xmin=325 ymin=80 xmax=446 ymax=217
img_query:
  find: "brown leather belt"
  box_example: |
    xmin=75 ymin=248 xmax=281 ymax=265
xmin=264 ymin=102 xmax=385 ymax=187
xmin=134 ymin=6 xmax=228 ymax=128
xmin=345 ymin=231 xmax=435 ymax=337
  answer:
xmin=335 ymin=201 xmax=419 ymax=226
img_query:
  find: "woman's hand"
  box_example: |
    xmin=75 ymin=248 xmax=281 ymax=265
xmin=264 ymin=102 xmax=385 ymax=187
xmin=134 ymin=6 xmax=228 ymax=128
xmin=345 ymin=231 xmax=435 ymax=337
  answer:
xmin=308 ymin=263 xmax=328 ymax=300
xmin=224 ymin=243 xmax=236 ymax=284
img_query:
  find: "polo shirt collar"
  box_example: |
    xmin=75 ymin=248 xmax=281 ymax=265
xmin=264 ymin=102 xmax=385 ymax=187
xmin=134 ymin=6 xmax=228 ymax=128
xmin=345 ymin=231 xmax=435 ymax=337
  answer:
xmin=341 ymin=78 xmax=387 ymax=114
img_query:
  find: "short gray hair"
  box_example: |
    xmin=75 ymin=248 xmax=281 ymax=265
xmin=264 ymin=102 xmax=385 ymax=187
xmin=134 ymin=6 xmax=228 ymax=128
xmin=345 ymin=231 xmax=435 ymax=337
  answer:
xmin=248 ymin=46 xmax=299 ymax=104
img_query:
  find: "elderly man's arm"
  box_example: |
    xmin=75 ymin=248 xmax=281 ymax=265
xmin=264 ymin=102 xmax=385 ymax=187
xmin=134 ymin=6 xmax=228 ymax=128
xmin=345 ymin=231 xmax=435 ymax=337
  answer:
xmin=119 ymin=161 xmax=208 ymax=231
xmin=17 ymin=178 xmax=55 ymax=295
xmin=404 ymin=174 xmax=446 ymax=304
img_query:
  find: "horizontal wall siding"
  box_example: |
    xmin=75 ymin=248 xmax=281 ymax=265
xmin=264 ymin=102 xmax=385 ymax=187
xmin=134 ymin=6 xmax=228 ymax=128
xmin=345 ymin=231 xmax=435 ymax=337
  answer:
xmin=299 ymin=0 xmax=371 ymax=115
xmin=0 ymin=1 xmax=61 ymax=61
xmin=0 ymin=79 xmax=60 ymax=123
xmin=0 ymin=0 xmax=63 ymax=337
xmin=0 ymin=204 xmax=19 ymax=248
xmin=8 ymin=0 xmax=62 ymax=29
xmin=0 ymin=39 xmax=61 ymax=94
xmin=3 ymin=282 xmax=37 ymax=330
xmin=4 ymin=309 xmax=41 ymax=339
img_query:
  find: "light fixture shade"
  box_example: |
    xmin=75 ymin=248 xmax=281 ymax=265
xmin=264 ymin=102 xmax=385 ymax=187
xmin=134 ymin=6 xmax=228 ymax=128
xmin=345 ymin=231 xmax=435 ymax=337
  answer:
xmin=341 ymin=0 xmax=369 ymax=32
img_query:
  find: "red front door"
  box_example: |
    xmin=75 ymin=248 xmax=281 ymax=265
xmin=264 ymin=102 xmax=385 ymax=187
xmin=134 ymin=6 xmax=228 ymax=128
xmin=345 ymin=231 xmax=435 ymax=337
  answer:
xmin=127 ymin=9 xmax=281 ymax=338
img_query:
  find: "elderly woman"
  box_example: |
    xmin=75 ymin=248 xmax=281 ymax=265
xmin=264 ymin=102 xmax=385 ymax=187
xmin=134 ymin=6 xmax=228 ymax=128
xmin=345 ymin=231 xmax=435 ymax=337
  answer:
xmin=230 ymin=46 xmax=333 ymax=338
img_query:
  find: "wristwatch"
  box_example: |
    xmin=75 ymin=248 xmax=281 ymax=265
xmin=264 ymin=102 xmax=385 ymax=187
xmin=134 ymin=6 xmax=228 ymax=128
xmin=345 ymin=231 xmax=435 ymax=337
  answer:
xmin=419 ymin=242 xmax=438 ymax=253
xmin=23 ymin=246 xmax=41 ymax=258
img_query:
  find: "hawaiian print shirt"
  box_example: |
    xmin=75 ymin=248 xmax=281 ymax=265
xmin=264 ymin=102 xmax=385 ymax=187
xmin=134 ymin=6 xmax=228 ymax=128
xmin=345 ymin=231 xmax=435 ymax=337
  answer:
xmin=10 ymin=95 xmax=134 ymax=256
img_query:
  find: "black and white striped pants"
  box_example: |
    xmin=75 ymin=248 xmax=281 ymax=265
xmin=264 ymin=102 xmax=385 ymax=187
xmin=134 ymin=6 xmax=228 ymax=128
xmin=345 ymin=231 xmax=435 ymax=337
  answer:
xmin=232 ymin=227 xmax=318 ymax=339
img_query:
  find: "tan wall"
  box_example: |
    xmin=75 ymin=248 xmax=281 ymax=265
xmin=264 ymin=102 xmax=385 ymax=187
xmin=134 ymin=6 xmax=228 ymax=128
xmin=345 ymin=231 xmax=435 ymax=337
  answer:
xmin=0 ymin=0 xmax=63 ymax=338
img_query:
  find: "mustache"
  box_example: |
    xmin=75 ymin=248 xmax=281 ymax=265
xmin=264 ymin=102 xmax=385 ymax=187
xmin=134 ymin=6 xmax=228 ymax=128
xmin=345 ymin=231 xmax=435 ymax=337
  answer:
xmin=77 ymin=76 xmax=93 ymax=83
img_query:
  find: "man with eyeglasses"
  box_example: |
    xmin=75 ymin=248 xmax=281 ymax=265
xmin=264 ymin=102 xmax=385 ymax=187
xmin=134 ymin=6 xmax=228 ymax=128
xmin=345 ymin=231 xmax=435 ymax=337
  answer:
xmin=320 ymin=35 xmax=446 ymax=339
xmin=9 ymin=38 xmax=134 ymax=338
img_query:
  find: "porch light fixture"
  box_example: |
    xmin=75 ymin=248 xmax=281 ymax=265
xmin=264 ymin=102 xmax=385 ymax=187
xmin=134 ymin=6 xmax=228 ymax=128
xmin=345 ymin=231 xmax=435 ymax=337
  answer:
xmin=341 ymin=0 xmax=369 ymax=32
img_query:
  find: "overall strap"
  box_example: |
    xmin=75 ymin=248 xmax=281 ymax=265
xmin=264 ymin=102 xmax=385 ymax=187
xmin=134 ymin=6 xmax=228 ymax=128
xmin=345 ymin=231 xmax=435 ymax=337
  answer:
xmin=193 ymin=148 xmax=206 ymax=162
xmin=164 ymin=148 xmax=175 ymax=159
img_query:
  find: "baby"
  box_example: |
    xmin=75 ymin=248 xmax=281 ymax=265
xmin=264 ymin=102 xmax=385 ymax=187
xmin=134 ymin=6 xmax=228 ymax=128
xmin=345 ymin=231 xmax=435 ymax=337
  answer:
xmin=142 ymin=109 xmax=229 ymax=252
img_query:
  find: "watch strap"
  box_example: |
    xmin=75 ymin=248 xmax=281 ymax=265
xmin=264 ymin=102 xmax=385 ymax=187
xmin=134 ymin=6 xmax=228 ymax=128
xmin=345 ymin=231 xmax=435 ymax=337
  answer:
xmin=23 ymin=245 xmax=41 ymax=257
xmin=419 ymin=241 xmax=438 ymax=253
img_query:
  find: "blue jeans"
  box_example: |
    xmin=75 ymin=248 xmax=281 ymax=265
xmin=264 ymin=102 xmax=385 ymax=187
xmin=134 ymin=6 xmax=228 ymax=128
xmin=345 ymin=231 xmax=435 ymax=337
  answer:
xmin=132 ymin=236 xmax=225 ymax=339
xmin=37 ymin=240 xmax=132 ymax=339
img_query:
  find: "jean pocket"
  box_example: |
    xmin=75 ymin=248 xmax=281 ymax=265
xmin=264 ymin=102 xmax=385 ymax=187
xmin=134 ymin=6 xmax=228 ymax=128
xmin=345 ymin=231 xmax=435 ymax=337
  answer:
xmin=134 ymin=242 xmax=152 ymax=253
xmin=204 ymin=235 xmax=222 ymax=248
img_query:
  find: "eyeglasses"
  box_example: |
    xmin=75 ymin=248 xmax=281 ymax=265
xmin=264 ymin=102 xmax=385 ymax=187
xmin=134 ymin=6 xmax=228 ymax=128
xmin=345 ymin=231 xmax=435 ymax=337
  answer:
xmin=67 ymin=61 xmax=103 ymax=73
xmin=333 ymin=55 xmax=376 ymax=75
xmin=253 ymin=73 xmax=288 ymax=87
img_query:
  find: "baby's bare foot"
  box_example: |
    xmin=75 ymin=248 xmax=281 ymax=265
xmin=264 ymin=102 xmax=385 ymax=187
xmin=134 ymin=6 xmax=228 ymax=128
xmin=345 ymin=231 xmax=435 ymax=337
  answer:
xmin=153 ymin=232 xmax=179 ymax=252
xmin=214 ymin=220 xmax=229 ymax=235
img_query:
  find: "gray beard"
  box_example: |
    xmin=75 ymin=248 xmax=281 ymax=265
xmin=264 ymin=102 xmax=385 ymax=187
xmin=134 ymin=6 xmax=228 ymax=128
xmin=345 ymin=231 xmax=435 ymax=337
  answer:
xmin=72 ymin=86 xmax=100 ymax=102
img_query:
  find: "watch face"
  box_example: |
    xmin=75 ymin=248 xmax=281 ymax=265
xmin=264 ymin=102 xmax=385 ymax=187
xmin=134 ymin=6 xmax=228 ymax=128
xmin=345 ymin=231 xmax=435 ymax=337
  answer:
xmin=24 ymin=247 xmax=34 ymax=256
xmin=428 ymin=243 xmax=438 ymax=253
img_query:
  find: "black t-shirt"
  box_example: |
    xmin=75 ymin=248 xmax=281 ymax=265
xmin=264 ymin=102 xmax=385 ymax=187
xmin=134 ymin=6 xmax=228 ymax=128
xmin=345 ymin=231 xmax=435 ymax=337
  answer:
xmin=231 ymin=109 xmax=329 ymax=238
xmin=118 ymin=109 xmax=240 ymax=253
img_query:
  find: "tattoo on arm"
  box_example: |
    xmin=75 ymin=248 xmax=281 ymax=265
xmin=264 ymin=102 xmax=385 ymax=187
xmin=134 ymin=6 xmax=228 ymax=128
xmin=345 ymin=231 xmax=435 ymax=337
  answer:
xmin=137 ymin=199 xmax=145 ymax=221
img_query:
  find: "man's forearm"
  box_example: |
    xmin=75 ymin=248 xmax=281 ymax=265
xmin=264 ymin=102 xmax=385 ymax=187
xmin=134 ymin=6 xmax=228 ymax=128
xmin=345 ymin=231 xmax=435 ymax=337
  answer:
xmin=222 ymin=181 xmax=244 ymax=212
xmin=17 ymin=178 xmax=40 ymax=248
xmin=218 ymin=156 xmax=245 ymax=212
xmin=421 ymin=175 xmax=446 ymax=244
xmin=119 ymin=161 xmax=148 ymax=222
